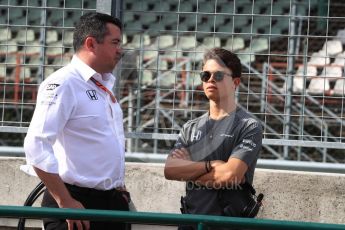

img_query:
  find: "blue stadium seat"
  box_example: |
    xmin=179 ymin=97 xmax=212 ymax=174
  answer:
xmin=182 ymin=14 xmax=203 ymax=27
xmin=217 ymin=23 xmax=234 ymax=34
xmin=218 ymin=2 xmax=236 ymax=14
xmin=123 ymin=12 xmax=135 ymax=24
xmin=146 ymin=23 xmax=166 ymax=36
xmin=252 ymin=15 xmax=272 ymax=31
xmin=159 ymin=13 xmax=179 ymax=27
xmin=232 ymin=15 xmax=249 ymax=29
xmin=27 ymin=0 xmax=41 ymax=6
xmin=84 ymin=0 xmax=96 ymax=9
xmin=47 ymin=9 xmax=64 ymax=26
xmin=47 ymin=0 xmax=61 ymax=7
xmin=176 ymin=1 xmax=194 ymax=12
xmin=130 ymin=1 xmax=149 ymax=11
xmin=240 ymin=3 xmax=264 ymax=15
xmin=65 ymin=0 xmax=83 ymax=8
xmin=197 ymin=1 xmax=215 ymax=13
xmin=152 ymin=1 xmax=171 ymax=12
xmin=27 ymin=8 xmax=42 ymax=24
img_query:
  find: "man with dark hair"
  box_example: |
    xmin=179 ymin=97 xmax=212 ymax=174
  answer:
xmin=24 ymin=12 xmax=130 ymax=230
xmin=165 ymin=48 xmax=263 ymax=230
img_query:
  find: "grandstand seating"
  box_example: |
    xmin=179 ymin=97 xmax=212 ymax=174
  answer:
xmin=141 ymin=70 xmax=154 ymax=85
xmin=307 ymin=77 xmax=330 ymax=94
xmin=52 ymin=55 xmax=71 ymax=66
xmin=332 ymin=78 xmax=345 ymax=95
xmin=321 ymin=40 xmax=343 ymax=56
xmin=292 ymin=76 xmax=305 ymax=93
xmin=47 ymin=0 xmax=61 ymax=7
xmin=333 ymin=52 xmax=345 ymax=67
xmin=28 ymin=55 xmax=44 ymax=66
xmin=152 ymin=1 xmax=171 ymax=12
xmin=0 ymin=28 xmax=12 ymax=42
xmin=2 ymin=0 xmax=345 ymax=162
xmin=319 ymin=66 xmax=342 ymax=80
xmin=237 ymin=51 xmax=256 ymax=64
xmin=155 ymin=34 xmax=175 ymax=50
xmin=0 ymin=40 xmax=18 ymax=53
xmin=46 ymin=30 xmax=59 ymax=44
xmin=296 ymin=65 xmax=317 ymax=78
xmin=142 ymin=50 xmax=158 ymax=60
xmin=14 ymin=29 xmax=36 ymax=44
xmin=308 ymin=51 xmax=331 ymax=65
xmin=17 ymin=66 xmax=31 ymax=81
xmin=176 ymin=35 xmax=197 ymax=51
xmin=0 ymin=65 xmax=6 ymax=79
xmin=336 ymin=29 xmax=345 ymax=44
xmin=188 ymin=71 xmax=202 ymax=88
xmin=62 ymin=30 xmax=74 ymax=46
xmin=248 ymin=37 xmax=269 ymax=53
xmin=44 ymin=67 xmax=56 ymax=78
xmin=65 ymin=0 xmax=83 ymax=8
xmin=159 ymin=71 xmax=177 ymax=88
xmin=126 ymin=34 xmax=151 ymax=49
xmin=224 ymin=37 xmax=245 ymax=51
xmin=24 ymin=41 xmax=41 ymax=54
xmin=45 ymin=41 xmax=64 ymax=56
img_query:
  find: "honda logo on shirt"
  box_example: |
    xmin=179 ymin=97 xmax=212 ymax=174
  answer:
xmin=191 ymin=130 xmax=202 ymax=142
xmin=86 ymin=90 xmax=98 ymax=101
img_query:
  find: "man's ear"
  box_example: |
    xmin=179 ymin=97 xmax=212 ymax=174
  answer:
xmin=233 ymin=78 xmax=241 ymax=88
xmin=84 ymin=37 xmax=96 ymax=51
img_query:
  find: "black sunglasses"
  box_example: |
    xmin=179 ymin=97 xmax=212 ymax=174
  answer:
xmin=199 ymin=71 xmax=233 ymax=82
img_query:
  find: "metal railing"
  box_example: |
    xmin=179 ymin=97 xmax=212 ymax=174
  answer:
xmin=0 ymin=205 xmax=345 ymax=230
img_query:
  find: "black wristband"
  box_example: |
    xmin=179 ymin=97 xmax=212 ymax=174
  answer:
xmin=205 ymin=161 xmax=210 ymax=173
xmin=207 ymin=160 xmax=212 ymax=172
xmin=205 ymin=160 xmax=211 ymax=173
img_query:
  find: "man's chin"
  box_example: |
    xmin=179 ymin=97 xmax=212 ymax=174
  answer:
xmin=205 ymin=94 xmax=219 ymax=102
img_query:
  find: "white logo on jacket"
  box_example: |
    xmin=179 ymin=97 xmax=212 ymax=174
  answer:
xmin=191 ymin=130 xmax=202 ymax=142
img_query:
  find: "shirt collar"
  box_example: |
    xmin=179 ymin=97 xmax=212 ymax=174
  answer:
xmin=70 ymin=55 xmax=116 ymax=88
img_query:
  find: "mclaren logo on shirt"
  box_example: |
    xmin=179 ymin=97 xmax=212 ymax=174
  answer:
xmin=86 ymin=90 xmax=98 ymax=101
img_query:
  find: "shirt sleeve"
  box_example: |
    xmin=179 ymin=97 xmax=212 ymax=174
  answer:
xmin=169 ymin=123 xmax=189 ymax=154
xmin=24 ymin=79 xmax=76 ymax=173
xmin=229 ymin=119 xmax=263 ymax=167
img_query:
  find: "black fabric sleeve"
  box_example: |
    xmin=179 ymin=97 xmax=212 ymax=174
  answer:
xmin=230 ymin=119 xmax=263 ymax=166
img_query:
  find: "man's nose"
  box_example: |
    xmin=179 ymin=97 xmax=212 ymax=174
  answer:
xmin=207 ymin=73 xmax=217 ymax=82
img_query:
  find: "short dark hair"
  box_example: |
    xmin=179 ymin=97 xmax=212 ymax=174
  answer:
xmin=73 ymin=12 xmax=122 ymax=52
xmin=203 ymin=48 xmax=242 ymax=78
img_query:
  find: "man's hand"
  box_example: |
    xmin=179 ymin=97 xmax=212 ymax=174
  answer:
xmin=210 ymin=160 xmax=225 ymax=168
xmin=170 ymin=148 xmax=191 ymax=160
xmin=195 ymin=158 xmax=248 ymax=188
xmin=33 ymin=167 xmax=90 ymax=230
xmin=59 ymin=198 xmax=90 ymax=230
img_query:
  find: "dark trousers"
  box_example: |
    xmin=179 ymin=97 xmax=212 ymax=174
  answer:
xmin=42 ymin=184 xmax=131 ymax=230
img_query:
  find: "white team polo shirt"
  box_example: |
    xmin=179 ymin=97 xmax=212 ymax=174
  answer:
xmin=24 ymin=55 xmax=126 ymax=190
